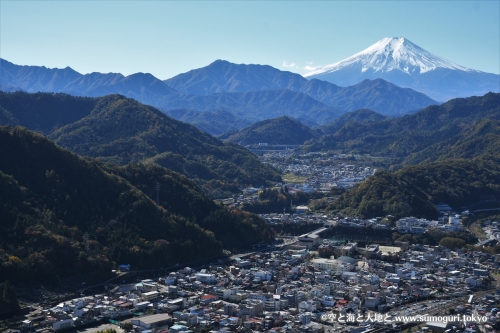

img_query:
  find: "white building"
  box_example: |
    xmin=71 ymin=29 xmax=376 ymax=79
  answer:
xmin=142 ymin=291 xmax=159 ymax=301
xmin=298 ymin=300 xmax=317 ymax=312
xmin=53 ymin=319 xmax=74 ymax=331
xmin=321 ymin=295 xmax=336 ymax=307
xmin=449 ymin=215 xmax=461 ymax=225
xmin=195 ymin=273 xmax=217 ymax=284
xmin=129 ymin=313 xmax=171 ymax=329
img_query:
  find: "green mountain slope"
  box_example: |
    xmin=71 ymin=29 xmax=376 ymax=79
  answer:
xmin=305 ymin=92 xmax=500 ymax=163
xmin=323 ymin=79 xmax=436 ymax=116
xmin=406 ymin=119 xmax=500 ymax=164
xmin=321 ymin=109 xmax=388 ymax=135
xmin=164 ymin=109 xmax=252 ymax=136
xmin=0 ymin=92 xmax=281 ymax=194
xmin=223 ymin=116 xmax=319 ymax=145
xmin=0 ymin=126 xmax=274 ymax=284
xmin=328 ymin=158 xmax=500 ymax=219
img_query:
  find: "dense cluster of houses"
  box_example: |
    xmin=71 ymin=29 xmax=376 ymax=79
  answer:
xmin=20 ymin=235 xmax=500 ymax=333
xmin=258 ymin=211 xmax=465 ymax=238
xmin=11 ymin=212 xmax=500 ymax=333
xmin=261 ymin=151 xmax=377 ymax=191
xmin=396 ymin=215 xmax=463 ymax=234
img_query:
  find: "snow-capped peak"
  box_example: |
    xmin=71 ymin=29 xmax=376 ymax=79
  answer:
xmin=304 ymin=37 xmax=474 ymax=77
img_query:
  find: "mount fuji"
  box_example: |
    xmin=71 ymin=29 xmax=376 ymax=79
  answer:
xmin=305 ymin=37 xmax=500 ymax=102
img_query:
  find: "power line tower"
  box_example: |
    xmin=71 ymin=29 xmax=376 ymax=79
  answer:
xmin=155 ymin=182 xmax=161 ymax=216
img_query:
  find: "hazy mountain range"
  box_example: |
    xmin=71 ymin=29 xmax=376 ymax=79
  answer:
xmin=2 ymin=37 xmax=497 ymax=133
xmin=0 ymin=57 xmax=436 ymax=129
xmin=163 ymin=109 xmax=252 ymax=136
xmin=163 ymin=60 xmax=436 ymax=119
xmin=305 ymin=37 xmax=500 ymax=102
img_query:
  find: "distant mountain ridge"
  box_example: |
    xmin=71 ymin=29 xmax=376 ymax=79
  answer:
xmin=321 ymin=109 xmax=388 ymax=135
xmin=305 ymin=37 xmax=500 ymax=101
xmin=158 ymin=88 xmax=343 ymax=123
xmin=164 ymin=59 xmax=437 ymax=117
xmin=164 ymin=60 xmax=307 ymax=95
xmin=1 ymin=58 xmax=438 ymax=128
xmin=324 ymin=78 xmax=434 ymax=114
xmin=0 ymin=59 xmax=179 ymax=105
xmin=163 ymin=109 xmax=252 ymax=136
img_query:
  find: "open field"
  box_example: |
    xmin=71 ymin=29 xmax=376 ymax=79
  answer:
xmin=282 ymin=173 xmax=308 ymax=183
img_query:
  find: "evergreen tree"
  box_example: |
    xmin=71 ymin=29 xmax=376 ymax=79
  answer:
xmin=0 ymin=280 xmax=19 ymax=313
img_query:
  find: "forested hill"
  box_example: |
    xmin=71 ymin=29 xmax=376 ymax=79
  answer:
xmin=0 ymin=91 xmax=281 ymax=195
xmin=304 ymin=92 xmax=500 ymax=165
xmin=320 ymin=109 xmax=388 ymax=135
xmin=223 ymin=116 xmax=319 ymax=145
xmin=327 ymin=157 xmax=500 ymax=219
xmin=163 ymin=109 xmax=252 ymax=136
xmin=0 ymin=126 xmax=274 ymax=284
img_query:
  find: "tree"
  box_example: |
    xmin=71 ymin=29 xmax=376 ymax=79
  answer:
xmin=318 ymin=246 xmax=333 ymax=258
xmin=122 ymin=322 xmax=133 ymax=331
xmin=357 ymin=240 xmax=367 ymax=248
xmin=0 ymin=280 xmax=19 ymax=313
xmin=439 ymin=237 xmax=466 ymax=250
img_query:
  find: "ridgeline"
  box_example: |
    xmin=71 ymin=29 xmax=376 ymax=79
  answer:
xmin=0 ymin=91 xmax=281 ymax=196
xmin=0 ymin=126 xmax=274 ymax=285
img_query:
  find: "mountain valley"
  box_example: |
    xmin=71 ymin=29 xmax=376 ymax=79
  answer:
xmin=1 ymin=36 xmax=499 ymax=301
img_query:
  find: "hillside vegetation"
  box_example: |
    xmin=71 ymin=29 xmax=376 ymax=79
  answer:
xmin=328 ymin=158 xmax=500 ymax=219
xmin=164 ymin=109 xmax=252 ymax=136
xmin=223 ymin=116 xmax=319 ymax=145
xmin=320 ymin=109 xmax=388 ymax=135
xmin=0 ymin=92 xmax=281 ymax=196
xmin=305 ymin=92 xmax=500 ymax=165
xmin=0 ymin=126 xmax=274 ymax=284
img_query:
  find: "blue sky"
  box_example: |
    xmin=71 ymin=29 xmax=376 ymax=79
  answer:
xmin=1 ymin=1 xmax=499 ymax=79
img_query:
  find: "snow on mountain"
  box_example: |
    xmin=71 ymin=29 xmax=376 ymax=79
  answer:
xmin=305 ymin=37 xmax=474 ymax=77
xmin=305 ymin=37 xmax=499 ymax=102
